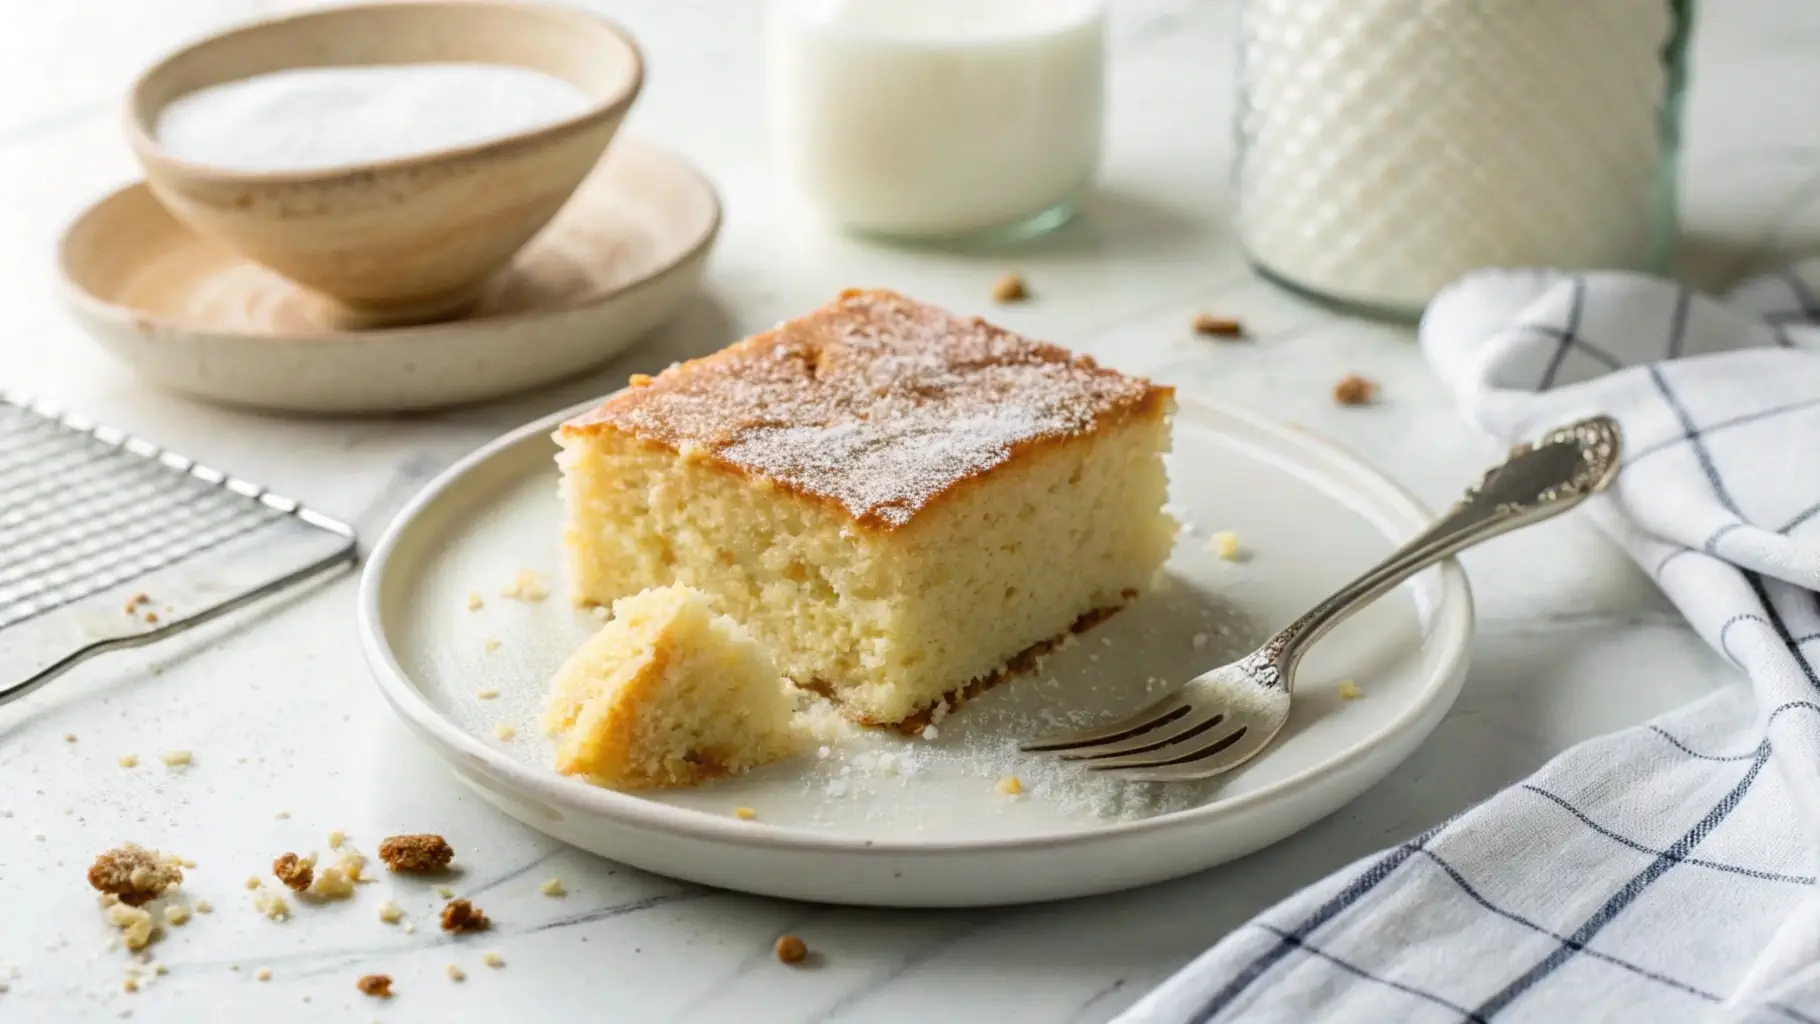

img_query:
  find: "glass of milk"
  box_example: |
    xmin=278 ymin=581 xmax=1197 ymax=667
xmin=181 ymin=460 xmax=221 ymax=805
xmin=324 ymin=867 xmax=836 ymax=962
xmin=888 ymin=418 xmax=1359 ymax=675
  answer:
xmin=767 ymin=0 xmax=1106 ymax=241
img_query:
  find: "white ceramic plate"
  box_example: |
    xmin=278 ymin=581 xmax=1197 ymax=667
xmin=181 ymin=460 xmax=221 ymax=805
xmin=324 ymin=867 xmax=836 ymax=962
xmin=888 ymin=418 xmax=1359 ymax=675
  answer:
xmin=58 ymin=138 xmax=719 ymax=414
xmin=359 ymin=397 xmax=1472 ymax=907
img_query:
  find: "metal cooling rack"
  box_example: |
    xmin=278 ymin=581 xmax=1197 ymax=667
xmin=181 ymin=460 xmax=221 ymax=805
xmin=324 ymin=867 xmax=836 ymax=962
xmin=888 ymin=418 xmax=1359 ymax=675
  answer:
xmin=0 ymin=391 xmax=357 ymax=706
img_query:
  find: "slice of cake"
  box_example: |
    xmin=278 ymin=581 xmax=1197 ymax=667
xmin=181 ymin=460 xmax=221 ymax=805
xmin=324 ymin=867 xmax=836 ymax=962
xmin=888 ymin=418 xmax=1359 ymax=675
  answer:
xmin=557 ymin=288 xmax=1176 ymax=727
xmin=540 ymin=583 xmax=800 ymax=789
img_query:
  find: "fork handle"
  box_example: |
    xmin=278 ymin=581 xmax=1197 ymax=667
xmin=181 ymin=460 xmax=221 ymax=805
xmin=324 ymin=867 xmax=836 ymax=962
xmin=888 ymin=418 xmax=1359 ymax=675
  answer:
xmin=1253 ymin=416 xmax=1622 ymax=689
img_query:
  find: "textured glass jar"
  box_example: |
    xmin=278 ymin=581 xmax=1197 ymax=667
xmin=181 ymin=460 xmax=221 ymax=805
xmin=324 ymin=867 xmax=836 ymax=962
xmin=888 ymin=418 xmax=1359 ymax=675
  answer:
xmin=1235 ymin=0 xmax=1693 ymax=320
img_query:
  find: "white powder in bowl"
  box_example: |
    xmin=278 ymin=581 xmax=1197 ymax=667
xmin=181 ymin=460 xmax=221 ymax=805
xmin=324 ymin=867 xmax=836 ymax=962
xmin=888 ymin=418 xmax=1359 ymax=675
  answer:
xmin=155 ymin=64 xmax=591 ymax=172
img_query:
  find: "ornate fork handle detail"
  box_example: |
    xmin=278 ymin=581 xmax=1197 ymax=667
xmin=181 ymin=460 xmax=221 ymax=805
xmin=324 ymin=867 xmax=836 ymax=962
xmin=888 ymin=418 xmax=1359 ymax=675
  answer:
xmin=1244 ymin=416 xmax=1622 ymax=691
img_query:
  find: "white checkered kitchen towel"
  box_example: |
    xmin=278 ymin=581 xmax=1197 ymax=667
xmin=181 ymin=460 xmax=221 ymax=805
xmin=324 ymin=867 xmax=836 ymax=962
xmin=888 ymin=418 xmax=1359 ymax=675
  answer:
xmin=1117 ymin=264 xmax=1820 ymax=1024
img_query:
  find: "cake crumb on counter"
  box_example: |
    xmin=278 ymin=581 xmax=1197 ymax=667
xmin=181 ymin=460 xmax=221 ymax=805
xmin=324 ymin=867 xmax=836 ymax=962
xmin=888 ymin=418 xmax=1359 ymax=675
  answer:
xmin=539 ymin=878 xmax=566 ymax=897
xmin=272 ymin=853 xmax=313 ymax=892
xmin=162 ymin=903 xmax=191 ymax=927
xmin=117 ymin=755 xmax=138 ymax=769
xmin=1212 ymin=531 xmax=1242 ymax=561
xmin=466 ymin=591 xmax=484 ymax=611
xmin=379 ymin=834 xmax=454 ymax=874
xmin=159 ymin=750 xmax=191 ymax=768
xmin=775 ymin=935 xmax=808 ymax=965
xmin=254 ymin=968 xmax=272 ymax=982
xmin=1338 ymin=680 xmax=1365 ymax=700
xmin=253 ymin=887 xmax=290 ymax=921
xmin=378 ymin=900 xmax=404 ymax=925
xmin=328 ymin=830 xmax=346 ymax=850
xmin=482 ymin=951 xmax=505 ymax=969
xmin=734 ymin=807 xmax=757 ymax=821
xmin=446 ymin=964 xmax=466 ymax=982
xmin=477 ymin=688 xmax=500 ymax=700
xmin=194 ymin=900 xmax=213 ymax=914
xmin=484 ymin=638 xmax=502 ymax=652
xmin=494 ymin=724 xmax=517 ymax=741
xmin=103 ymin=900 xmax=156 ymax=952
xmin=1192 ymin=313 xmax=1244 ymax=338
xmin=356 ymin=974 xmax=392 ymax=999
xmin=435 ymin=886 xmax=455 ymax=899
xmin=1333 ymin=374 xmax=1378 ymax=406
xmin=440 ymin=899 xmax=489 ymax=933
xmin=990 ymin=272 xmax=1028 ymax=303
xmin=88 ymin=845 xmax=184 ymax=906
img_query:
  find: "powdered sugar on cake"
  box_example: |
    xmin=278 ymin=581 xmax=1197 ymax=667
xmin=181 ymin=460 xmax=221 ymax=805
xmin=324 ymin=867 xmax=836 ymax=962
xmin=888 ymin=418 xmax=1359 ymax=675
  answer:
xmin=562 ymin=288 xmax=1169 ymax=528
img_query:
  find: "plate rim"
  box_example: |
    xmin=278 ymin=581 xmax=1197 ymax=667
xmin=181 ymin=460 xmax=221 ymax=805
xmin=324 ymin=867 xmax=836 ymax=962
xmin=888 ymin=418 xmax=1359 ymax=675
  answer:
xmin=358 ymin=395 xmax=1474 ymax=856
xmin=55 ymin=136 xmax=723 ymax=344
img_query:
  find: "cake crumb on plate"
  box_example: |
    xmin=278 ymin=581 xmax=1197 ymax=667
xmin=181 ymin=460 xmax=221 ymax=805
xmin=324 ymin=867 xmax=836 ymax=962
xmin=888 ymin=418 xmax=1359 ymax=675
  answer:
xmin=734 ymin=807 xmax=757 ymax=821
xmin=494 ymin=723 xmax=516 ymax=741
xmin=477 ymin=688 xmax=500 ymax=700
xmin=1211 ymin=531 xmax=1242 ymax=561
xmin=990 ymin=273 xmax=1028 ymax=303
xmin=466 ymin=591 xmax=484 ymax=611
xmin=499 ymin=569 xmax=548 ymax=602
xmin=1338 ymin=680 xmax=1365 ymax=700
xmin=995 ymin=776 xmax=1024 ymax=796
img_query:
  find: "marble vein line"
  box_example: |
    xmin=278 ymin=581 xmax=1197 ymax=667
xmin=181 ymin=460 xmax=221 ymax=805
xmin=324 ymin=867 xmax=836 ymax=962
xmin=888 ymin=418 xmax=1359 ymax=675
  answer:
xmin=802 ymin=915 xmax=992 ymax=1024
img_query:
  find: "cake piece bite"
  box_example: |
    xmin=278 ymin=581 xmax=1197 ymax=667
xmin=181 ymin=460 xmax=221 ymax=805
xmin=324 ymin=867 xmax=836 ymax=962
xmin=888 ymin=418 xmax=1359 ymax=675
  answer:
xmin=541 ymin=583 xmax=801 ymax=789
xmin=557 ymin=289 xmax=1177 ymax=727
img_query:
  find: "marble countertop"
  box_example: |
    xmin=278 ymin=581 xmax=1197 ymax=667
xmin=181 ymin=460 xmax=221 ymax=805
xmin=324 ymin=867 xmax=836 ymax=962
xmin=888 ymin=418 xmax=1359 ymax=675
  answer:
xmin=5 ymin=1 xmax=1820 ymax=1021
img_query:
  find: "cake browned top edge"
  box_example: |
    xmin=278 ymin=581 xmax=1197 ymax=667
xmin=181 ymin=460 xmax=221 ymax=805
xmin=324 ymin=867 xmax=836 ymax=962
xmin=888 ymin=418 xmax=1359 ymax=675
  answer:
xmin=561 ymin=288 xmax=1172 ymax=529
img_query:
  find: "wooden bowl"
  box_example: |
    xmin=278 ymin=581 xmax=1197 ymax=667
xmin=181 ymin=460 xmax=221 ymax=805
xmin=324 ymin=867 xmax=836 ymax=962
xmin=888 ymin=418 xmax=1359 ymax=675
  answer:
xmin=125 ymin=2 xmax=643 ymax=326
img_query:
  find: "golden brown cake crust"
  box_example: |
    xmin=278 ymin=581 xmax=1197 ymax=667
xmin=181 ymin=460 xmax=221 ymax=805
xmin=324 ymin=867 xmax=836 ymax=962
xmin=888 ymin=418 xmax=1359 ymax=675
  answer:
xmin=561 ymin=288 xmax=1172 ymax=529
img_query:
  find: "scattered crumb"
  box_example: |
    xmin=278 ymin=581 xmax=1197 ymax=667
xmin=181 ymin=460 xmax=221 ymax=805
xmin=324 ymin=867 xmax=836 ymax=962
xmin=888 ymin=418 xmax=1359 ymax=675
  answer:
xmin=477 ymin=688 xmax=500 ymax=700
xmin=920 ymin=725 xmax=939 ymax=741
xmin=378 ymin=900 xmax=404 ymax=924
xmin=484 ymin=638 xmax=502 ymax=652
xmin=104 ymin=900 xmax=156 ymax=951
xmin=64 ymin=733 xmax=76 ymax=743
xmin=1333 ymin=374 xmax=1378 ymax=406
xmin=775 ymin=935 xmax=808 ymax=965
xmin=253 ymin=887 xmax=290 ymax=921
xmin=124 ymin=593 xmax=151 ymax=614
xmin=162 ymin=903 xmax=190 ymax=927
xmin=356 ymin=974 xmax=393 ymax=999
xmin=440 ymin=899 xmax=489 ymax=933
xmin=494 ymin=724 xmax=517 ymax=741
xmin=1338 ymin=680 xmax=1365 ymax=701
xmin=499 ymin=569 xmax=549 ymax=602
xmin=466 ymin=591 xmax=484 ymax=611
xmin=1192 ymin=313 xmax=1244 ymax=338
xmin=143 ymin=612 xmax=159 ymax=624
xmin=380 ymin=835 xmax=454 ymax=875
xmin=435 ymin=887 xmax=455 ymax=899
xmin=88 ymin=845 xmax=184 ymax=906
xmin=403 ymin=921 xmax=417 ymax=935
xmin=194 ymin=900 xmax=213 ymax=914
xmin=995 ymin=776 xmax=1024 ymax=797
xmin=308 ymin=862 xmax=358 ymax=900
xmin=734 ymin=807 xmax=757 ymax=821
xmin=275 ymin=811 xmax=290 ymax=820
xmin=990 ymin=272 xmax=1028 ymax=303
xmin=255 ymin=968 xmax=272 ymax=982
xmin=272 ymin=853 xmax=313 ymax=892
xmin=122 ymin=974 xmax=139 ymax=993
xmin=540 ymin=878 xmax=566 ymax=897
xmin=244 ymin=876 xmax=261 ymax=890
xmin=328 ymin=831 xmax=345 ymax=850
xmin=445 ymin=964 xmax=466 ymax=982
xmin=590 ymin=605 xmax=610 ymax=621
xmin=482 ymin=952 xmax=504 ymax=969
xmin=117 ymin=755 xmax=138 ymax=769
xmin=1192 ymin=633 xmax=1210 ymax=650
xmin=1212 ymin=531 xmax=1242 ymax=561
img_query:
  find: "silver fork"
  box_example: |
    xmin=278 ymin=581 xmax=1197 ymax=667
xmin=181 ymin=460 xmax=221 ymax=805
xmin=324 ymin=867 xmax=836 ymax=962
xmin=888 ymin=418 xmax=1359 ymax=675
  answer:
xmin=1021 ymin=415 xmax=1623 ymax=782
